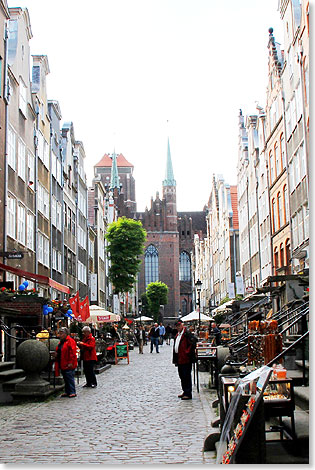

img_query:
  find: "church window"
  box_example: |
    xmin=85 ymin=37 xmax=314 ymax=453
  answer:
xmin=145 ymin=245 xmax=159 ymax=286
xmin=179 ymin=251 xmax=191 ymax=281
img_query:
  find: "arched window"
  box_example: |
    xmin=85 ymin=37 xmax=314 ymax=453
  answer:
xmin=280 ymin=243 xmax=284 ymax=267
xmin=269 ymin=150 xmax=275 ymax=182
xmin=277 ymin=192 xmax=283 ymax=228
xmin=145 ymin=245 xmax=159 ymax=286
xmin=283 ymin=185 xmax=289 ymax=223
xmin=179 ymin=251 xmax=191 ymax=281
xmin=272 ymin=198 xmax=277 ymax=233
xmin=275 ymin=142 xmax=280 ymax=177
xmin=280 ymin=133 xmax=286 ymax=170
xmin=274 ymin=247 xmax=279 ymax=274
xmin=285 ymin=239 xmax=291 ymax=272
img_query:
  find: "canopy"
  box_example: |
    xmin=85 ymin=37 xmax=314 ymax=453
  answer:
xmin=212 ymin=300 xmax=234 ymax=315
xmin=180 ymin=311 xmax=213 ymax=322
xmin=134 ymin=316 xmax=153 ymax=322
xmin=84 ymin=306 xmax=121 ymax=323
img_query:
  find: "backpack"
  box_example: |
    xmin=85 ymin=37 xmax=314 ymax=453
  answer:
xmin=184 ymin=330 xmax=198 ymax=363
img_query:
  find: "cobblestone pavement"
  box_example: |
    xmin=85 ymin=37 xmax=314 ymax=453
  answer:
xmin=0 ymin=341 xmax=217 ymax=464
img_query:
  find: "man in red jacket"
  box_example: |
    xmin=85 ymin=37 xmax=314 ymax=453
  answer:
xmin=172 ymin=319 xmax=197 ymax=400
xmin=55 ymin=327 xmax=78 ymax=398
xmin=77 ymin=326 xmax=98 ymax=388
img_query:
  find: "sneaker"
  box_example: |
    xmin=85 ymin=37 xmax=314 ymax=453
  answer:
xmin=181 ymin=395 xmax=192 ymax=400
xmin=91 ymin=384 xmax=97 ymax=388
xmin=82 ymin=384 xmax=91 ymax=388
xmin=178 ymin=393 xmax=184 ymax=398
xmin=69 ymin=394 xmax=77 ymax=398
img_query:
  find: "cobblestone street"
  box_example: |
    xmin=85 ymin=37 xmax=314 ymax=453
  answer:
xmin=0 ymin=341 xmax=217 ymax=464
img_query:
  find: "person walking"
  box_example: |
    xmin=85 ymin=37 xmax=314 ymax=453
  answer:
xmin=149 ymin=323 xmax=160 ymax=353
xmin=165 ymin=324 xmax=172 ymax=345
xmin=158 ymin=322 xmax=165 ymax=346
xmin=172 ymin=319 xmax=197 ymax=400
xmin=55 ymin=327 xmax=78 ymax=398
xmin=77 ymin=326 xmax=98 ymax=388
xmin=136 ymin=324 xmax=146 ymax=354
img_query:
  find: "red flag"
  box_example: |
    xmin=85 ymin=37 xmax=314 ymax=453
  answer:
xmin=79 ymin=295 xmax=90 ymax=322
xmin=69 ymin=291 xmax=79 ymax=318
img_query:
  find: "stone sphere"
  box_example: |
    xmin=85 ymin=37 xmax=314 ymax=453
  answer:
xmin=16 ymin=339 xmax=50 ymax=373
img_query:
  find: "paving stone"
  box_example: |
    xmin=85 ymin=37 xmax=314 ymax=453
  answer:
xmin=0 ymin=342 xmax=217 ymax=464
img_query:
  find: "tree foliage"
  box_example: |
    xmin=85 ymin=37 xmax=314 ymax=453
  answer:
xmin=146 ymin=281 xmax=168 ymax=321
xmin=105 ymin=217 xmax=146 ymax=294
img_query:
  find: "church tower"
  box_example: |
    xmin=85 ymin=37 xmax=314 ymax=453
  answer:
xmin=162 ymin=138 xmax=177 ymax=231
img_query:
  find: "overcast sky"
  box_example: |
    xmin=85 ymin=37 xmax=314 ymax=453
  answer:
xmin=8 ymin=0 xmax=284 ymax=212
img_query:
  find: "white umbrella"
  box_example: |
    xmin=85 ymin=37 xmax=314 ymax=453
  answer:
xmin=134 ymin=316 xmax=153 ymax=322
xmin=180 ymin=311 xmax=213 ymax=322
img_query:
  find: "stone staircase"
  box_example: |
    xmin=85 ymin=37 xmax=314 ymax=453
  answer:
xmin=0 ymin=361 xmax=26 ymax=404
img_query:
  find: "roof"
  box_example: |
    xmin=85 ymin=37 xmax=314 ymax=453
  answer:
xmin=230 ymin=185 xmax=239 ymax=229
xmin=95 ymin=153 xmax=134 ymax=168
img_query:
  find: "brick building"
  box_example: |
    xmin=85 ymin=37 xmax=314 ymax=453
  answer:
xmin=93 ymin=139 xmax=207 ymax=320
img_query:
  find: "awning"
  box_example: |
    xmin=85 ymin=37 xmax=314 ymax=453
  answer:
xmin=0 ymin=262 xmax=70 ymax=294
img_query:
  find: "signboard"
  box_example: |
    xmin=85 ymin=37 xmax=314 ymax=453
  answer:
xmin=97 ymin=315 xmax=111 ymax=322
xmin=114 ymin=342 xmax=129 ymax=364
xmin=90 ymin=274 xmax=97 ymax=301
xmin=235 ymin=275 xmax=244 ymax=295
xmin=113 ymin=294 xmax=120 ymax=314
xmin=228 ymin=283 xmax=235 ymax=299
xmin=0 ymin=251 xmax=24 ymax=259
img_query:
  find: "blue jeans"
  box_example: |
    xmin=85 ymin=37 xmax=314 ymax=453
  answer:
xmin=61 ymin=369 xmax=76 ymax=395
xmin=150 ymin=337 xmax=159 ymax=353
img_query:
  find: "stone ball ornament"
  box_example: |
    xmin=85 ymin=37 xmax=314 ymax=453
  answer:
xmin=16 ymin=339 xmax=50 ymax=373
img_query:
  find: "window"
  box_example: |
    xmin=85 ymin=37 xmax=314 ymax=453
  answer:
xmin=17 ymin=204 xmax=26 ymax=244
xmin=269 ymin=151 xmax=275 ymax=182
xmin=277 ymin=192 xmax=283 ymax=228
xmin=56 ymin=158 xmax=62 ymax=185
xmin=17 ymin=140 xmax=26 ymax=180
xmin=51 ymin=196 xmax=57 ymax=227
xmin=51 ymin=151 xmax=57 ymax=178
xmin=27 ymin=152 xmax=35 ymax=185
xmin=179 ymin=251 xmax=191 ymax=281
xmin=43 ymin=139 xmax=49 ymax=168
xmin=272 ymin=198 xmax=277 ymax=233
xmin=285 ymin=239 xmax=291 ymax=269
xmin=283 ymin=186 xmax=289 ymax=223
xmin=38 ymin=183 xmax=49 ymax=218
xmin=299 ymin=144 xmax=307 ymax=178
xmin=7 ymin=194 xmax=16 ymax=238
xmin=280 ymin=243 xmax=284 ymax=267
xmin=274 ymin=247 xmax=279 ymax=273
xmin=8 ymin=126 xmax=16 ymax=170
xmin=274 ymin=143 xmax=280 ymax=177
xmin=78 ymin=261 xmax=87 ymax=284
xmin=19 ymin=78 xmax=27 ymax=117
xmin=26 ymin=212 xmax=34 ymax=250
xmin=303 ymin=204 xmax=309 ymax=240
xmin=37 ymin=131 xmax=44 ymax=162
xmin=56 ymin=202 xmax=62 ymax=231
xmin=297 ymin=209 xmax=304 ymax=245
xmin=291 ymin=215 xmax=298 ymax=248
xmin=38 ymin=233 xmax=49 ymax=267
xmin=52 ymin=248 xmax=57 ymax=270
xmin=57 ymin=252 xmax=62 ymax=273
xmin=145 ymin=245 xmax=159 ymax=286
xmin=280 ymin=133 xmax=286 ymax=170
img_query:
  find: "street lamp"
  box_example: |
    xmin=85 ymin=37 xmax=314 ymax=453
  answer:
xmin=138 ymin=299 xmax=142 ymax=325
xmin=195 ymin=279 xmax=202 ymax=334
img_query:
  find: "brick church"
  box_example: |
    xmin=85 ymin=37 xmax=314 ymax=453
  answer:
xmin=94 ymin=139 xmax=206 ymax=320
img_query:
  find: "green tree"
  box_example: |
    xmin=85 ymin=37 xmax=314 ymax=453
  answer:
xmin=106 ymin=217 xmax=146 ymax=294
xmin=146 ymin=281 xmax=168 ymax=322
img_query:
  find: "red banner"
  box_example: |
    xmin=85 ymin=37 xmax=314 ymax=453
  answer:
xmin=69 ymin=291 xmax=79 ymax=317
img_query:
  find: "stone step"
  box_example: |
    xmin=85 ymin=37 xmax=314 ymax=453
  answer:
xmin=294 ymin=386 xmax=309 ymax=412
xmin=286 ymin=369 xmax=307 ymax=386
xmin=0 ymin=361 xmax=15 ymax=372
xmin=2 ymin=376 xmax=26 ymax=392
xmin=0 ymin=369 xmax=25 ymax=383
xmin=282 ymin=409 xmax=309 ymax=441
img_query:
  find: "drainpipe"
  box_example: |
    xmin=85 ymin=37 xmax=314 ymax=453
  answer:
xmin=34 ymin=102 xmax=39 ymax=276
xmin=3 ymin=21 xmax=9 ymax=275
xmin=246 ymin=178 xmax=252 ymax=285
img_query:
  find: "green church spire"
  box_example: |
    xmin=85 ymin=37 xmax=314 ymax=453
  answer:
xmin=110 ymin=149 xmax=120 ymax=190
xmin=163 ymin=137 xmax=176 ymax=187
